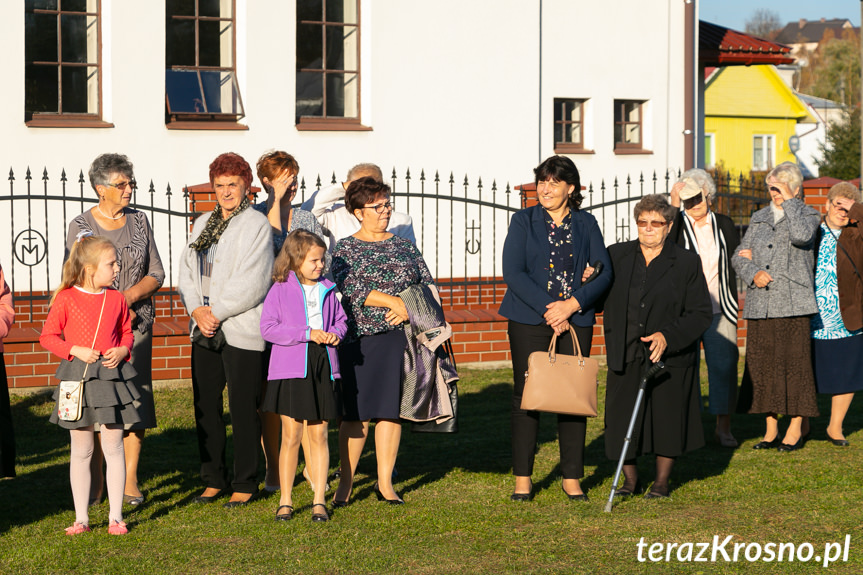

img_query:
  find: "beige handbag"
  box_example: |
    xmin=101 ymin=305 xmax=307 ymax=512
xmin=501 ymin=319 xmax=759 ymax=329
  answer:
xmin=521 ymin=326 xmax=599 ymax=417
xmin=57 ymin=292 xmax=106 ymax=422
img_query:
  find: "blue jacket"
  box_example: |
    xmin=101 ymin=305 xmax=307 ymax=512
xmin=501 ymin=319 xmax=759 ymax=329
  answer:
xmin=499 ymin=205 xmax=612 ymax=327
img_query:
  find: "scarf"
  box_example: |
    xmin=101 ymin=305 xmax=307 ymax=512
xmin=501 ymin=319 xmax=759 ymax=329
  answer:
xmin=189 ymin=195 xmax=251 ymax=252
xmin=680 ymin=210 xmax=738 ymax=324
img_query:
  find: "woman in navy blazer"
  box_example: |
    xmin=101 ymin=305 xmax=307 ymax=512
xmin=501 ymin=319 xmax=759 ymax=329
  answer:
xmin=499 ymin=156 xmax=612 ymax=502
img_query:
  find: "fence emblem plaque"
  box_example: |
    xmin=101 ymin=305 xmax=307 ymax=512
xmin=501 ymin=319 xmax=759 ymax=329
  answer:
xmin=14 ymin=229 xmax=47 ymax=267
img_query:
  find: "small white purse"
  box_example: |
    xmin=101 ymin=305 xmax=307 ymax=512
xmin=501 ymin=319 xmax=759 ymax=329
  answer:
xmin=57 ymin=293 xmax=106 ymax=422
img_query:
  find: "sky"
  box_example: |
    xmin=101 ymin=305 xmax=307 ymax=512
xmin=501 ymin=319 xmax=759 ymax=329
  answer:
xmin=700 ymin=0 xmax=860 ymax=32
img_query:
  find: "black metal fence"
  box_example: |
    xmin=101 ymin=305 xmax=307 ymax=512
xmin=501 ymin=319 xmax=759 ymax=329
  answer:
xmin=2 ymin=165 xmax=770 ymax=320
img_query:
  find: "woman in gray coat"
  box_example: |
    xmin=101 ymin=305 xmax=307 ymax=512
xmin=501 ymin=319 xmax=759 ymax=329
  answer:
xmin=732 ymin=162 xmax=820 ymax=452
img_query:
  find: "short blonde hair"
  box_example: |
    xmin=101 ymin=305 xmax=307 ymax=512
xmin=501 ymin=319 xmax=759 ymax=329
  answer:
xmin=827 ymin=181 xmax=862 ymax=204
xmin=767 ymin=162 xmax=803 ymax=198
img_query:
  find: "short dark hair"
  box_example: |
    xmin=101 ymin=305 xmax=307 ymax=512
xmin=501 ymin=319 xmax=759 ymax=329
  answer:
xmin=634 ymin=193 xmax=676 ymax=223
xmin=534 ymin=155 xmax=583 ymax=210
xmin=88 ymin=153 xmax=134 ymax=193
xmin=344 ymin=176 xmax=391 ymax=216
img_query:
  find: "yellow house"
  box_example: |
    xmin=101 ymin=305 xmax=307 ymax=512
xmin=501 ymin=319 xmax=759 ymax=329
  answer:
xmin=704 ymin=65 xmax=816 ymax=174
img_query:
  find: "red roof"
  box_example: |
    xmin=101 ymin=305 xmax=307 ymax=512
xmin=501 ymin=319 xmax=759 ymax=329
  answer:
xmin=700 ymin=21 xmax=795 ymax=66
xmin=803 ymin=176 xmax=861 ymax=189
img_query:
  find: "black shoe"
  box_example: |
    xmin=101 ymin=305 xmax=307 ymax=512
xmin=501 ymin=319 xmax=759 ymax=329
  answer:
xmin=373 ymin=483 xmax=405 ymax=505
xmin=332 ymin=497 xmax=350 ymax=508
xmin=777 ymin=437 xmax=804 ymax=452
xmin=827 ymin=434 xmax=850 ymax=447
xmin=613 ymin=479 xmax=643 ymax=498
xmin=275 ymin=505 xmax=293 ymax=521
xmin=561 ymin=483 xmax=588 ymax=501
xmin=223 ymin=491 xmax=258 ymax=508
xmin=752 ymin=438 xmax=780 ymax=450
xmin=311 ymin=503 xmax=330 ymax=522
xmin=194 ymin=488 xmax=229 ymax=504
xmin=644 ymin=483 xmax=670 ymax=499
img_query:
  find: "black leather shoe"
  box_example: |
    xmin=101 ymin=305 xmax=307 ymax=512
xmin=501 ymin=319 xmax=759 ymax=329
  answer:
xmin=561 ymin=485 xmax=588 ymax=501
xmin=752 ymin=438 xmax=781 ymax=450
xmin=510 ymin=492 xmax=533 ymax=502
xmin=827 ymin=434 xmax=850 ymax=447
xmin=373 ymin=483 xmax=405 ymax=505
xmin=777 ymin=437 xmax=804 ymax=452
xmin=223 ymin=491 xmax=258 ymax=508
xmin=275 ymin=505 xmax=293 ymax=521
xmin=644 ymin=483 xmax=670 ymax=499
xmin=311 ymin=503 xmax=330 ymax=522
xmin=613 ymin=479 xmax=643 ymax=498
xmin=332 ymin=498 xmax=350 ymax=508
xmin=194 ymin=488 xmax=229 ymax=503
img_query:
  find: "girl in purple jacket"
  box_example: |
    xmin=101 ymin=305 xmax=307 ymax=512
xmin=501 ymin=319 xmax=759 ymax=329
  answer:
xmin=260 ymin=230 xmax=347 ymax=522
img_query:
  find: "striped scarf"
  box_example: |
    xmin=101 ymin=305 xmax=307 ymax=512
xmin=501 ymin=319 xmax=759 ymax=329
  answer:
xmin=679 ymin=211 xmax=738 ymax=324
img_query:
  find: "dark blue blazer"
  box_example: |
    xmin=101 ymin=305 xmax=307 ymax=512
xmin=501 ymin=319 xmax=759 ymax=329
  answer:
xmin=499 ymin=205 xmax=612 ymax=327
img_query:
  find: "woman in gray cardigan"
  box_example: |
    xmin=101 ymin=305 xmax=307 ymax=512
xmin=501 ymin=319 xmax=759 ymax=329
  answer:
xmin=732 ymin=162 xmax=820 ymax=452
xmin=179 ymin=153 xmax=274 ymax=507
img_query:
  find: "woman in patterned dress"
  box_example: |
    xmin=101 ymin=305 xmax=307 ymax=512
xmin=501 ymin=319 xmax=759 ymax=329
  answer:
xmin=66 ymin=153 xmax=165 ymax=506
xmin=330 ymin=177 xmax=434 ymax=506
xmin=499 ymin=156 xmax=612 ymax=502
xmin=811 ymin=182 xmax=863 ymax=446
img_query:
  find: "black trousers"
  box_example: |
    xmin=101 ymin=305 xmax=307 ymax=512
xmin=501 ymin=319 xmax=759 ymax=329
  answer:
xmin=0 ymin=353 xmax=15 ymax=478
xmin=508 ymin=320 xmax=592 ymax=479
xmin=191 ymin=343 xmax=264 ymax=494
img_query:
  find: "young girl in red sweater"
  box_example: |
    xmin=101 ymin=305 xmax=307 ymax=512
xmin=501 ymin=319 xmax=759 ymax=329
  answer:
xmin=40 ymin=234 xmax=138 ymax=535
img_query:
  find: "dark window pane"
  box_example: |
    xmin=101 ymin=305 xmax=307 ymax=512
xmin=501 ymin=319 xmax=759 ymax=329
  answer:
xmin=296 ymin=71 xmax=323 ymax=117
xmin=554 ymin=123 xmax=562 ymax=144
xmin=26 ymin=12 xmax=58 ymax=62
xmin=61 ymin=65 xmax=95 ymax=113
xmin=26 ymin=0 xmax=58 ymax=10
xmin=61 ymin=14 xmax=89 ymax=63
xmin=166 ymin=18 xmax=196 ymax=66
xmin=326 ymin=73 xmax=356 ymax=117
xmin=25 ymin=64 xmax=59 ymax=113
xmin=614 ymin=123 xmax=622 ymax=144
xmin=166 ymin=69 xmax=205 ymax=113
xmin=166 ymin=0 xmax=195 ymax=17
xmin=63 ymin=0 xmax=89 ymax=12
xmin=298 ymin=0 xmax=323 ymax=22
xmin=554 ymin=101 xmax=563 ymax=122
xmin=200 ymin=70 xmax=240 ymax=114
xmin=325 ymin=26 xmax=345 ymax=70
xmin=297 ymin=24 xmax=323 ymax=69
xmin=199 ymin=0 xmax=224 ymax=17
xmin=199 ymin=20 xmax=231 ymax=67
xmin=326 ymin=0 xmax=357 ymax=24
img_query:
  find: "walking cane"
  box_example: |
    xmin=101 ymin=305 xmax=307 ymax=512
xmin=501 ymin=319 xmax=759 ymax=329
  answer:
xmin=604 ymin=360 xmax=666 ymax=513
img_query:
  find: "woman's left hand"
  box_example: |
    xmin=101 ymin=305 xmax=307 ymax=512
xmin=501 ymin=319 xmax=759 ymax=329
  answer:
xmin=268 ymin=169 xmax=296 ymax=203
xmin=640 ymin=332 xmax=667 ymax=363
xmin=544 ymin=298 xmax=580 ymax=328
xmin=552 ymin=319 xmax=571 ymax=336
xmin=101 ymin=346 xmax=129 ymax=369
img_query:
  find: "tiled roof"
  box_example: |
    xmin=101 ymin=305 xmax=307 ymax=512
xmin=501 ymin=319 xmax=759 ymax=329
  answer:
xmin=700 ymin=20 xmax=794 ymax=66
xmin=775 ymin=19 xmax=855 ymax=44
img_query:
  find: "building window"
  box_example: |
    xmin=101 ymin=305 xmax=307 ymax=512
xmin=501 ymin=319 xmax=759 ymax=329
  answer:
xmin=704 ymin=133 xmax=715 ymax=168
xmin=614 ymin=100 xmax=645 ymax=151
xmin=25 ymin=0 xmax=108 ymax=127
xmin=296 ymin=0 xmax=366 ymax=130
xmin=554 ymin=98 xmax=590 ymax=153
xmin=165 ymin=0 xmax=245 ymax=127
xmin=752 ymin=135 xmax=774 ymax=171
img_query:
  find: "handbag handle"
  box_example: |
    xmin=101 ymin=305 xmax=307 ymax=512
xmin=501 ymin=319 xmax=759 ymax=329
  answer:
xmin=546 ymin=325 xmax=584 ymax=364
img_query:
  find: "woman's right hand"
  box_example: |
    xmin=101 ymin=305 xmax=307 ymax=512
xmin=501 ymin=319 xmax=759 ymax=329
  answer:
xmin=70 ymin=345 xmax=99 ymax=364
xmin=192 ymin=306 xmax=221 ymax=336
xmin=385 ymin=295 xmax=409 ymax=325
xmin=753 ymin=270 xmax=773 ymax=288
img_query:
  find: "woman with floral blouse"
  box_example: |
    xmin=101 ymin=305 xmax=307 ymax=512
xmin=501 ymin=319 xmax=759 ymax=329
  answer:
xmin=330 ymin=177 xmax=434 ymax=506
xmin=499 ymin=156 xmax=612 ymax=502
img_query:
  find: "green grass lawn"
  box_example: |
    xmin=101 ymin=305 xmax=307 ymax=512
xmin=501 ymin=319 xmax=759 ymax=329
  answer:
xmin=1 ymin=366 xmax=862 ymax=574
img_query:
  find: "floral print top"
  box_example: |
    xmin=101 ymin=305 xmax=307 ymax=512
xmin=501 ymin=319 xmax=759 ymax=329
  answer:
xmin=332 ymin=235 xmax=434 ymax=343
xmin=544 ymin=210 xmax=574 ymax=300
xmin=811 ymin=224 xmax=862 ymax=340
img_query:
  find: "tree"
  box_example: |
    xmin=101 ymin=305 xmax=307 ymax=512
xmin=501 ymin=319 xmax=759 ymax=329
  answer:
xmin=815 ymin=107 xmax=861 ymax=180
xmin=799 ymin=29 xmax=861 ymax=109
xmin=744 ymin=8 xmax=781 ymax=40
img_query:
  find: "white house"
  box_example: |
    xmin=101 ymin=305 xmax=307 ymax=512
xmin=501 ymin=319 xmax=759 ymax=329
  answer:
xmin=1 ymin=0 xmax=693 ymax=289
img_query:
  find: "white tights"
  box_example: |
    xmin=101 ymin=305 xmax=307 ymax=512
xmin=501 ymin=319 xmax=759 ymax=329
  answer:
xmin=69 ymin=424 xmax=125 ymax=525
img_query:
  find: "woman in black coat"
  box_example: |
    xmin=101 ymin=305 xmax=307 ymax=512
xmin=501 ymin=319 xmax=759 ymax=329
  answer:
xmin=601 ymin=194 xmax=712 ymax=499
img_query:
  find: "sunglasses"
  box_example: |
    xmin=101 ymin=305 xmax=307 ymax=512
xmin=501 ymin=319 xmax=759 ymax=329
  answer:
xmin=683 ymin=194 xmax=704 ymax=208
xmin=636 ymin=219 xmax=668 ymax=228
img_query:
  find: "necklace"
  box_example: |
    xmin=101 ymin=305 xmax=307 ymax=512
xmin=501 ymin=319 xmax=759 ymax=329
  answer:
xmin=96 ymin=204 xmax=125 ymax=220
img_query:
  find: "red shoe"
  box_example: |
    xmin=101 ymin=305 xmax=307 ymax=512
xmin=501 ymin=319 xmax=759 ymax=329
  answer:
xmin=107 ymin=520 xmax=129 ymax=535
xmin=64 ymin=522 xmax=92 ymax=535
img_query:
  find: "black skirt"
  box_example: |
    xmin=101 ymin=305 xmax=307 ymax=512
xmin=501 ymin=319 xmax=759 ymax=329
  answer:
xmin=338 ymin=329 xmax=407 ymax=421
xmin=813 ymin=335 xmax=863 ymax=395
xmin=261 ymin=343 xmax=339 ymax=421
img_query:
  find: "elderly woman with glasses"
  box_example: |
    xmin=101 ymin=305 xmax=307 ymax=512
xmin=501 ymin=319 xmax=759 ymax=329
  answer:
xmin=669 ymin=169 xmax=741 ymax=448
xmin=330 ymin=177 xmax=435 ymax=507
xmin=602 ymin=194 xmax=712 ymax=499
xmin=65 ymin=153 xmax=165 ymax=506
xmin=811 ymin=182 xmax=863 ymax=447
xmin=733 ymin=162 xmax=821 ymax=452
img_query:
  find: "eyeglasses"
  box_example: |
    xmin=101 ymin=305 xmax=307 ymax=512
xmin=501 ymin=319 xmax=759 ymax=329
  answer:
xmin=103 ymin=180 xmax=134 ymax=192
xmin=362 ymin=201 xmax=393 ymax=214
xmin=636 ymin=219 xmax=668 ymax=228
